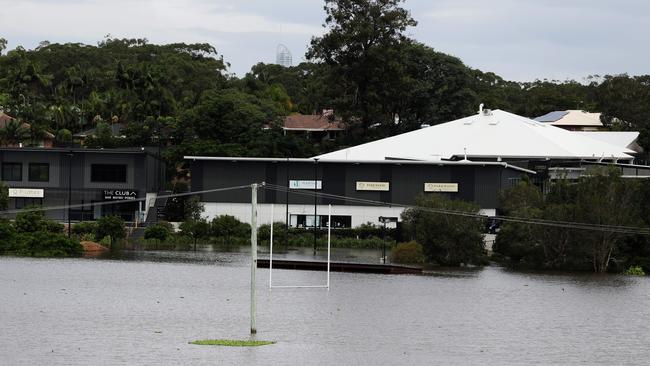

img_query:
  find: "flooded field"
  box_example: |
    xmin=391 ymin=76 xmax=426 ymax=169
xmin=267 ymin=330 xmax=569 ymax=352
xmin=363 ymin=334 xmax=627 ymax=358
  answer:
xmin=1 ymin=249 xmax=648 ymax=365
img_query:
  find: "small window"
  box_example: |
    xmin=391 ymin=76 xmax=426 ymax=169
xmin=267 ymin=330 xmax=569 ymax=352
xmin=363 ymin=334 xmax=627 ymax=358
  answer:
xmin=28 ymin=163 xmax=49 ymax=182
xmin=15 ymin=197 xmax=43 ymax=209
xmin=2 ymin=162 xmax=22 ymax=181
xmin=91 ymin=164 xmax=127 ymax=183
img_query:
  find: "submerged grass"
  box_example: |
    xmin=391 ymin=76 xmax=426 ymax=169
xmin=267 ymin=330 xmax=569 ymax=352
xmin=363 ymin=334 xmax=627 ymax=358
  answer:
xmin=190 ymin=339 xmax=275 ymax=347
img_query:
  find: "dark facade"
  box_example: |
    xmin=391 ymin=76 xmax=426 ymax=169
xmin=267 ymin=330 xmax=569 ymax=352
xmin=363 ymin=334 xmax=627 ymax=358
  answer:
xmin=187 ymin=157 xmax=532 ymax=212
xmin=0 ymin=148 xmax=163 ymax=221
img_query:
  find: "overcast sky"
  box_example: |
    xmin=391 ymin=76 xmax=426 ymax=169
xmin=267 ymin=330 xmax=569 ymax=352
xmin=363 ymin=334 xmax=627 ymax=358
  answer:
xmin=1 ymin=0 xmax=648 ymax=82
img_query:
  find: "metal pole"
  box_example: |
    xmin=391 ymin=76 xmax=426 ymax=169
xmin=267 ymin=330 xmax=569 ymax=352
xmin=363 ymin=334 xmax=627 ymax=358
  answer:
xmin=269 ymin=203 xmax=274 ymax=289
xmin=285 ymin=158 xmax=289 ymax=246
xmin=313 ymin=158 xmax=318 ymax=256
xmin=250 ymin=183 xmax=258 ymax=335
xmin=327 ymin=204 xmax=331 ymax=289
xmin=67 ymin=151 xmax=72 ymax=237
xmin=382 ymin=221 xmax=387 ymax=264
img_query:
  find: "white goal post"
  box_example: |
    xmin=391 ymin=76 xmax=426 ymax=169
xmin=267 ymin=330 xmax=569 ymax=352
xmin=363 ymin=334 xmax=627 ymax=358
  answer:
xmin=269 ymin=203 xmax=331 ymax=289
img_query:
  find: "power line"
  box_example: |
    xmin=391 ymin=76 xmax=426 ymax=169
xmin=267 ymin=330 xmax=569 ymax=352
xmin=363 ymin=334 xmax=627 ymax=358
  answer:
xmin=0 ymin=184 xmax=252 ymax=216
xmin=262 ymin=183 xmax=650 ymax=236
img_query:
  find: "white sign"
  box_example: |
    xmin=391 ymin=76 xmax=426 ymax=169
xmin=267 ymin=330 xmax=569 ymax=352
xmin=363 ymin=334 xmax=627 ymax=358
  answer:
xmin=356 ymin=181 xmax=390 ymax=191
xmin=8 ymin=188 xmax=44 ymax=198
xmin=289 ymin=180 xmax=322 ymax=190
xmin=424 ymin=183 xmax=459 ymax=192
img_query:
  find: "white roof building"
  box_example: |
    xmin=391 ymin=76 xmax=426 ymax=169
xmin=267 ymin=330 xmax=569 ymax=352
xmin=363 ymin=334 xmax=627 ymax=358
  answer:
xmin=315 ymin=108 xmax=635 ymax=163
xmin=576 ymin=131 xmax=643 ymax=154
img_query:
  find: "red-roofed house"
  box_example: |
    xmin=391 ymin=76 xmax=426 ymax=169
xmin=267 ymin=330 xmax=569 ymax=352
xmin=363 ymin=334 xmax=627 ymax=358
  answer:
xmin=0 ymin=112 xmax=55 ymax=148
xmin=282 ymin=110 xmax=346 ymax=142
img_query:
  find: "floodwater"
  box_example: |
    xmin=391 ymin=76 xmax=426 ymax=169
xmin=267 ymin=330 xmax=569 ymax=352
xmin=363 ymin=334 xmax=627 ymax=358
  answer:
xmin=1 ymin=248 xmax=649 ymax=365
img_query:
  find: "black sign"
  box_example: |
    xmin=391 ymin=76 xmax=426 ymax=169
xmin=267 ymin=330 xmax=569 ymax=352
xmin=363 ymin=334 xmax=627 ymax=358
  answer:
xmin=103 ymin=189 xmax=138 ymax=201
xmin=379 ymin=216 xmax=398 ymax=223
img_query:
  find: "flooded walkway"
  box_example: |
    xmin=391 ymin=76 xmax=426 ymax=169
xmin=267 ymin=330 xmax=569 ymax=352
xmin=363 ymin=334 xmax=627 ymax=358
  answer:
xmin=0 ymin=251 xmax=648 ymax=365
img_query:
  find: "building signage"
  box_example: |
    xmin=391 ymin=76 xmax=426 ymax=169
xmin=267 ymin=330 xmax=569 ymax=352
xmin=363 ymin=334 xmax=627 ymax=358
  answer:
xmin=8 ymin=188 xmax=44 ymax=198
xmin=356 ymin=181 xmax=390 ymax=191
xmin=424 ymin=183 xmax=459 ymax=192
xmin=103 ymin=189 xmax=138 ymax=201
xmin=289 ymin=180 xmax=322 ymax=190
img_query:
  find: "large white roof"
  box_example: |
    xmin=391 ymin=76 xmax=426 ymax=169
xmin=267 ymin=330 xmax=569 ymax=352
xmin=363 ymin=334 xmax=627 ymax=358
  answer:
xmin=315 ymin=109 xmax=635 ymax=162
xmin=576 ymin=131 xmax=639 ymax=149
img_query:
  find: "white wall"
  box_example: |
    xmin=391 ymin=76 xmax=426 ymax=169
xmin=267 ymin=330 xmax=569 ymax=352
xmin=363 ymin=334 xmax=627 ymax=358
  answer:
xmin=201 ymin=202 xmax=497 ymax=227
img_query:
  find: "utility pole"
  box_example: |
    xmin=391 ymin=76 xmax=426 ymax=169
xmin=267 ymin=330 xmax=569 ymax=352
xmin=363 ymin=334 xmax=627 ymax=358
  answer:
xmin=285 ymin=158 xmax=290 ymax=246
xmin=250 ymin=183 xmax=258 ymax=335
xmin=313 ymin=158 xmax=318 ymax=256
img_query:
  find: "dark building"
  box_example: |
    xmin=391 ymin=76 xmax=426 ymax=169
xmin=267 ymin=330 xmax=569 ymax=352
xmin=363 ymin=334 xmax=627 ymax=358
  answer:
xmin=0 ymin=147 xmax=163 ymax=222
xmin=186 ymin=156 xmax=534 ymax=228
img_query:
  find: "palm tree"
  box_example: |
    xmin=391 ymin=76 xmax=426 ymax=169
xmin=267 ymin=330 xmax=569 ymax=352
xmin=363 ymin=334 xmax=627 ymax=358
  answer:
xmin=0 ymin=119 xmax=31 ymax=146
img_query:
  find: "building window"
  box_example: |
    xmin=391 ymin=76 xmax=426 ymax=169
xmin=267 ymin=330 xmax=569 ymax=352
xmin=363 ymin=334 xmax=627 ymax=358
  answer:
xmin=2 ymin=162 xmax=22 ymax=181
xmin=28 ymin=163 xmax=49 ymax=182
xmin=15 ymin=197 xmax=43 ymax=209
xmin=91 ymin=164 xmax=127 ymax=183
xmin=290 ymin=214 xmax=352 ymax=228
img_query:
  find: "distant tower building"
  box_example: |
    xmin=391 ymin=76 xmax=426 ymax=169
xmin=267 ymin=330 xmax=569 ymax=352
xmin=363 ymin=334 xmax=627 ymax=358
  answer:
xmin=276 ymin=44 xmax=292 ymax=67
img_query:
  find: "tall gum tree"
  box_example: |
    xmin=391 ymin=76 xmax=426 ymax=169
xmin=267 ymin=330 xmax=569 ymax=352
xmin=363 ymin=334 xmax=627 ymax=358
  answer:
xmin=307 ymin=0 xmax=417 ymax=133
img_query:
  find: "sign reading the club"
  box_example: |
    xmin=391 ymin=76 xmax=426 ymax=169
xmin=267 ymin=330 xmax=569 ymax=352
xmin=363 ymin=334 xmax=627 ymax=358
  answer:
xmin=103 ymin=189 xmax=138 ymax=201
xmin=424 ymin=183 xmax=459 ymax=192
xmin=356 ymin=181 xmax=390 ymax=191
xmin=289 ymin=180 xmax=322 ymax=190
xmin=8 ymin=188 xmax=44 ymax=198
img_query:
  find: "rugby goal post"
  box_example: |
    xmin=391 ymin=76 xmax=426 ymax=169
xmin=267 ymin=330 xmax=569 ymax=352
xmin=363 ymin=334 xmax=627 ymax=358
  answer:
xmin=269 ymin=203 xmax=331 ymax=289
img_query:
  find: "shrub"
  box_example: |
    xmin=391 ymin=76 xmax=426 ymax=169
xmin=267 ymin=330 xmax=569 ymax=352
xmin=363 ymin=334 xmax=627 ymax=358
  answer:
xmin=72 ymin=222 xmax=98 ymax=236
xmin=211 ymin=215 xmax=250 ymax=243
xmin=96 ymin=215 xmax=126 ymax=242
xmin=12 ymin=231 xmax=82 ymax=257
xmin=0 ymin=218 xmax=17 ymax=253
xmin=402 ymin=194 xmax=486 ymax=266
xmin=144 ymin=223 xmax=172 ymax=241
xmin=99 ymin=235 xmax=113 ymax=247
xmin=14 ymin=208 xmax=63 ymax=234
xmin=14 ymin=208 xmax=47 ymax=233
xmin=258 ymin=222 xmax=288 ymax=245
xmin=391 ymin=241 xmax=425 ymax=264
xmin=624 ymin=265 xmax=646 ymax=276
xmin=80 ymin=233 xmax=95 ymax=242
xmin=179 ymin=219 xmax=211 ymax=244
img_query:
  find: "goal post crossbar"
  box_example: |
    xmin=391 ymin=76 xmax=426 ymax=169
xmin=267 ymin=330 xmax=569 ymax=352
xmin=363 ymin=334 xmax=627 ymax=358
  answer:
xmin=269 ymin=204 xmax=331 ymax=290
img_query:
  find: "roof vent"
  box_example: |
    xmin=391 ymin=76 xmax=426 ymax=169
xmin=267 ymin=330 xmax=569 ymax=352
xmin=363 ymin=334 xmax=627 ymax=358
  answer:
xmin=482 ymin=108 xmax=493 ymax=116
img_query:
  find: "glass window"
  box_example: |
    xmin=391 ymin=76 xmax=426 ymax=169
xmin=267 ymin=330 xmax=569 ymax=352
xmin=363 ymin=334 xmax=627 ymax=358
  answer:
xmin=28 ymin=163 xmax=49 ymax=182
xmin=91 ymin=164 xmax=127 ymax=183
xmin=15 ymin=198 xmax=43 ymax=209
xmin=2 ymin=162 xmax=22 ymax=181
xmin=290 ymin=214 xmax=352 ymax=228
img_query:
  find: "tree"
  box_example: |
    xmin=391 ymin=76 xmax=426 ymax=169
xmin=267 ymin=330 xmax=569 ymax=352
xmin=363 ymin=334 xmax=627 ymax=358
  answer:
xmin=0 ymin=119 xmax=30 ymax=146
xmin=573 ymin=168 xmax=642 ymax=273
xmin=307 ymin=0 xmax=417 ymax=132
xmin=55 ymin=128 xmax=72 ymax=147
xmin=144 ymin=222 xmax=173 ymax=241
xmin=401 ymin=194 xmax=486 ymax=266
xmin=96 ymin=215 xmax=126 ymax=243
xmin=179 ymin=219 xmax=210 ymax=249
xmin=0 ymin=182 xmax=8 ymax=211
xmin=0 ymin=38 xmax=7 ymax=55
xmin=211 ymin=215 xmax=250 ymax=244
